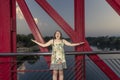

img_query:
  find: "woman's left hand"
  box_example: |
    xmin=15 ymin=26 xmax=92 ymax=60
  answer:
xmin=79 ymin=42 xmax=85 ymax=45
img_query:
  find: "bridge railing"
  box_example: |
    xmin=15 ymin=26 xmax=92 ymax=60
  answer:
xmin=0 ymin=51 xmax=120 ymax=80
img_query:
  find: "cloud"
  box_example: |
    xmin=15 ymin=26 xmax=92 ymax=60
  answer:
xmin=34 ymin=18 xmax=38 ymax=24
xmin=16 ymin=5 xmax=39 ymax=25
xmin=16 ymin=5 xmax=24 ymax=20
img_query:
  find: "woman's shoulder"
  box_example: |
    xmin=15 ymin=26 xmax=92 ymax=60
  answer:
xmin=62 ymin=39 xmax=67 ymax=43
xmin=49 ymin=39 xmax=54 ymax=42
xmin=62 ymin=39 xmax=66 ymax=41
xmin=49 ymin=39 xmax=54 ymax=44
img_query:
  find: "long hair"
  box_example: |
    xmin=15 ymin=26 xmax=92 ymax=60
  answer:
xmin=53 ymin=30 xmax=62 ymax=39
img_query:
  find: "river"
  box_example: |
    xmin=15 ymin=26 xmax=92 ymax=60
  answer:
xmin=18 ymin=46 xmax=120 ymax=80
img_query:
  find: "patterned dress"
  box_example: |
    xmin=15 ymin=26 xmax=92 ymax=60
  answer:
xmin=50 ymin=40 xmax=67 ymax=70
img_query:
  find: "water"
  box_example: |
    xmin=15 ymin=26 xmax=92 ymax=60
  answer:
xmin=18 ymin=46 xmax=120 ymax=80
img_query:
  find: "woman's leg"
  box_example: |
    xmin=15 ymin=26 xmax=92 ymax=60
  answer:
xmin=53 ymin=70 xmax=58 ymax=80
xmin=59 ymin=70 xmax=64 ymax=80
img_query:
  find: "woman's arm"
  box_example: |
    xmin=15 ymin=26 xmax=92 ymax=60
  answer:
xmin=63 ymin=39 xmax=84 ymax=47
xmin=31 ymin=39 xmax=53 ymax=47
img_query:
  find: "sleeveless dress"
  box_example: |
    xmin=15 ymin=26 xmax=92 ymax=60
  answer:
xmin=50 ymin=40 xmax=67 ymax=70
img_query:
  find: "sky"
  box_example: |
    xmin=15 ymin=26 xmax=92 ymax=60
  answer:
xmin=16 ymin=0 xmax=120 ymax=37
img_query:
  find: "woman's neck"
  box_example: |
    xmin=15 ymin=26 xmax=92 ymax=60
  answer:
xmin=55 ymin=38 xmax=61 ymax=40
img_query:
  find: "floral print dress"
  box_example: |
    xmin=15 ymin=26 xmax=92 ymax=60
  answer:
xmin=50 ymin=40 xmax=67 ymax=70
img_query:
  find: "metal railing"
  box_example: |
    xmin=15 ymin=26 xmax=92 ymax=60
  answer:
xmin=0 ymin=51 xmax=120 ymax=80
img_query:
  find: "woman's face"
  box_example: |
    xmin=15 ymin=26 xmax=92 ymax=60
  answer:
xmin=55 ymin=31 xmax=61 ymax=39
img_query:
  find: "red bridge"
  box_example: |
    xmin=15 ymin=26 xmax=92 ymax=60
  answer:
xmin=0 ymin=0 xmax=120 ymax=80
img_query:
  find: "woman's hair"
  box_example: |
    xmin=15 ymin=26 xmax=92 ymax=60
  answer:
xmin=53 ymin=30 xmax=62 ymax=39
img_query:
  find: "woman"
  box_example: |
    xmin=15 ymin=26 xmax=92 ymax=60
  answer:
xmin=31 ymin=30 xmax=84 ymax=80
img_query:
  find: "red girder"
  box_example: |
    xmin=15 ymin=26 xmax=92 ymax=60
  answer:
xmin=35 ymin=0 xmax=76 ymax=40
xmin=16 ymin=0 xmax=51 ymax=68
xmin=16 ymin=0 xmax=48 ymax=52
xmin=74 ymin=0 xmax=85 ymax=80
xmin=0 ymin=0 xmax=16 ymax=80
xmin=106 ymin=0 xmax=120 ymax=16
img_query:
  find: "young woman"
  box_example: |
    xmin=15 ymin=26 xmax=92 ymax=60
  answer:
xmin=31 ymin=30 xmax=84 ymax=80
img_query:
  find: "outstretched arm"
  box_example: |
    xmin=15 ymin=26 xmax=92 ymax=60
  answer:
xmin=31 ymin=39 xmax=53 ymax=47
xmin=63 ymin=39 xmax=84 ymax=47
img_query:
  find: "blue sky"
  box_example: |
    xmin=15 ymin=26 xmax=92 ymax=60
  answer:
xmin=17 ymin=0 xmax=120 ymax=37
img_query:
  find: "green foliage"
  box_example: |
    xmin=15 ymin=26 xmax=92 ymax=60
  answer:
xmin=86 ymin=36 xmax=120 ymax=50
xmin=17 ymin=55 xmax=40 ymax=67
xmin=17 ymin=34 xmax=36 ymax=47
xmin=17 ymin=34 xmax=120 ymax=50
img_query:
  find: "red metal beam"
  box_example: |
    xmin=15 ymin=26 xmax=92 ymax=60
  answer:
xmin=106 ymin=0 xmax=120 ymax=16
xmin=0 ymin=0 xmax=17 ymax=80
xmin=35 ymin=0 xmax=76 ymax=40
xmin=16 ymin=0 xmax=51 ymax=69
xmin=10 ymin=0 xmax=17 ymax=80
xmin=74 ymin=0 xmax=85 ymax=80
xmin=16 ymin=0 xmax=48 ymax=52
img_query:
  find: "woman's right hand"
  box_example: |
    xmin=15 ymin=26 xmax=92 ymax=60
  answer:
xmin=31 ymin=39 xmax=36 ymax=42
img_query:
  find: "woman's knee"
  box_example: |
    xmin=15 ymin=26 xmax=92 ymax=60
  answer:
xmin=53 ymin=70 xmax=58 ymax=75
xmin=59 ymin=70 xmax=63 ymax=75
